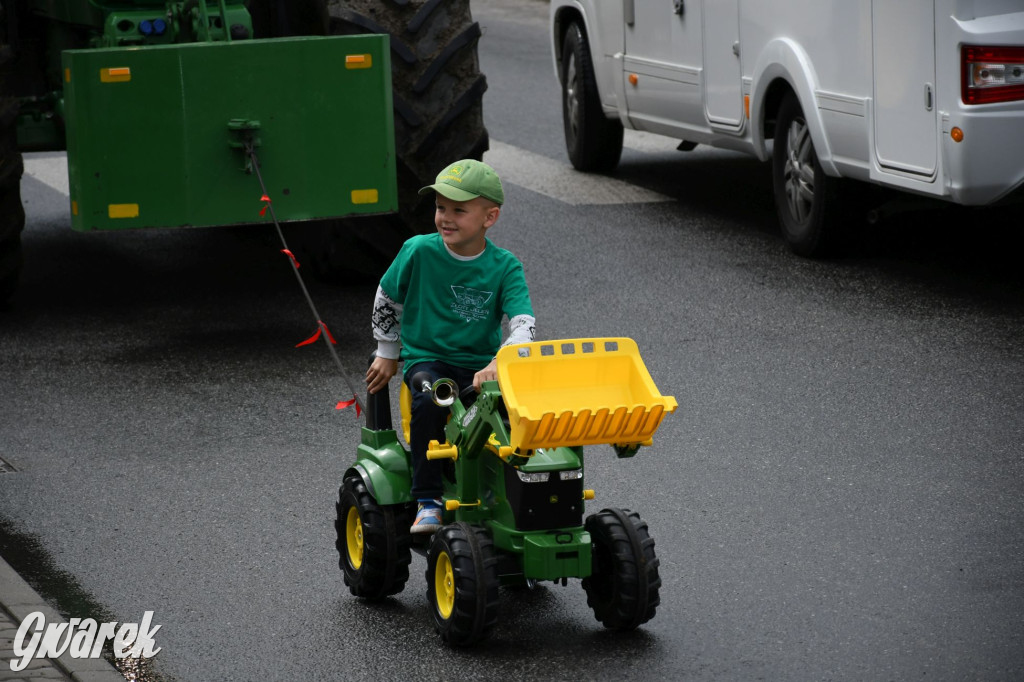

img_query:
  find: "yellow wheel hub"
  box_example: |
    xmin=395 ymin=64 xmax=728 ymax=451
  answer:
xmin=346 ymin=507 xmax=363 ymax=570
xmin=434 ymin=551 xmax=454 ymax=619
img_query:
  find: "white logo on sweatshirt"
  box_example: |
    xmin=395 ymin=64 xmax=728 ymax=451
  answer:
xmin=450 ymin=285 xmax=493 ymax=322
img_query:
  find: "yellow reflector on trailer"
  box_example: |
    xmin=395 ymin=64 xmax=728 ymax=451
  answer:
xmin=351 ymin=189 xmax=379 ymax=204
xmin=108 ymin=203 xmax=139 ymax=219
xmin=345 ymin=54 xmax=372 ymax=69
xmin=100 ymin=67 xmax=132 ymax=83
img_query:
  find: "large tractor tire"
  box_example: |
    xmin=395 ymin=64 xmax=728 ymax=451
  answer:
xmin=0 ymin=3 xmax=25 ymax=305
xmin=250 ymin=0 xmax=490 ymax=280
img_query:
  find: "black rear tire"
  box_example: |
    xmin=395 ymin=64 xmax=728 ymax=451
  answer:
xmin=560 ymin=22 xmax=623 ymax=173
xmin=336 ymin=474 xmax=413 ymax=600
xmin=0 ymin=4 xmax=25 ymax=305
xmin=246 ymin=0 xmax=329 ymax=36
xmin=286 ymin=0 xmax=490 ymax=280
xmin=583 ymin=508 xmax=661 ymax=630
xmin=426 ymin=522 xmax=499 ymax=646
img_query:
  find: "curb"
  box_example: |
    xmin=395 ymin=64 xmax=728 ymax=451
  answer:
xmin=0 ymin=555 xmax=125 ymax=682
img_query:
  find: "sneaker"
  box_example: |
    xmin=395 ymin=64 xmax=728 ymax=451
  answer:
xmin=410 ymin=501 xmax=443 ymax=534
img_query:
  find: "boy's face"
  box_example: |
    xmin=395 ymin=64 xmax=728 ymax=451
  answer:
xmin=434 ymin=193 xmax=500 ymax=257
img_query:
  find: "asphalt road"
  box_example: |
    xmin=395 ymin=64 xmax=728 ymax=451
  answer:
xmin=3 ymin=1 xmax=1023 ymax=680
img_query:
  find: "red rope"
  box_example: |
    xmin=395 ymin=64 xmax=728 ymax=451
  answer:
xmin=246 ymin=143 xmax=364 ymax=416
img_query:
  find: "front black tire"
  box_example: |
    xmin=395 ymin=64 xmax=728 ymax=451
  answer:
xmin=335 ymin=474 xmax=413 ymax=600
xmin=426 ymin=522 xmax=499 ymax=646
xmin=0 ymin=3 xmax=25 ymax=304
xmin=560 ymin=22 xmax=623 ymax=172
xmin=583 ymin=508 xmax=661 ymax=630
xmin=772 ymin=92 xmax=845 ymax=257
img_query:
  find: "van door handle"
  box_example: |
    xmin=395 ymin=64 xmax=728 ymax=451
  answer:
xmin=625 ymin=0 xmax=634 ymax=26
xmin=924 ymin=83 xmax=934 ymax=111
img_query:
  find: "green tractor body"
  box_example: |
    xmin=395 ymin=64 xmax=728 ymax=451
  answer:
xmin=337 ymin=338 xmax=677 ymax=645
xmin=351 ymin=389 xmax=593 ymax=583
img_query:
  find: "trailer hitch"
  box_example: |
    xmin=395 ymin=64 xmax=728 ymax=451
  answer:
xmin=227 ymin=118 xmax=261 ymax=173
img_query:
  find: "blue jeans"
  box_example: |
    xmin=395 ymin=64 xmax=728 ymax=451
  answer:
xmin=404 ymin=361 xmax=479 ymax=500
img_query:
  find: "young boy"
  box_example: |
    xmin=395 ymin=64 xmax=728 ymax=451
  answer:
xmin=365 ymin=159 xmax=536 ymax=534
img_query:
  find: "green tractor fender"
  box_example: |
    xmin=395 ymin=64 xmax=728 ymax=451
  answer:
xmin=346 ymin=427 xmax=413 ymax=506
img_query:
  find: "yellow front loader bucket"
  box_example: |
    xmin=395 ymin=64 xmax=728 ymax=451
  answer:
xmin=496 ymin=338 xmax=677 ymax=452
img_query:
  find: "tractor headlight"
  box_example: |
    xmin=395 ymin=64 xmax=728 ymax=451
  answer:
xmin=559 ymin=469 xmax=583 ymax=481
xmin=516 ymin=470 xmax=550 ymax=483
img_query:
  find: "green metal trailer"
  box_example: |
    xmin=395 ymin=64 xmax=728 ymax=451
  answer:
xmin=0 ymin=0 xmax=490 ymax=302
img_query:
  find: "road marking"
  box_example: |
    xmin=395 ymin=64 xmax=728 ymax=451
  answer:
xmin=623 ymin=129 xmax=681 ymax=154
xmin=485 ymin=140 xmax=671 ymax=206
xmin=24 ymin=142 xmax=675 ymax=207
xmin=23 ymin=153 xmax=69 ymax=196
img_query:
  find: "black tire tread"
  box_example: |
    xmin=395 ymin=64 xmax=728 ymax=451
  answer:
xmin=314 ymin=0 xmax=489 ymax=279
xmin=335 ymin=474 xmax=413 ymax=600
xmin=426 ymin=522 xmax=499 ymax=646
xmin=582 ymin=508 xmax=661 ymax=630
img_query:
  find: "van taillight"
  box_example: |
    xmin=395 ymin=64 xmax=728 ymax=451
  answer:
xmin=962 ymin=45 xmax=1024 ymax=104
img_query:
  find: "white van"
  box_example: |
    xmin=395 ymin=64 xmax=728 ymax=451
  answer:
xmin=550 ymin=0 xmax=1024 ymax=255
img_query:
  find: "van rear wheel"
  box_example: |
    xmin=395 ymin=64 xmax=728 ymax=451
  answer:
xmin=772 ymin=92 xmax=845 ymax=257
xmin=560 ymin=22 xmax=623 ymax=172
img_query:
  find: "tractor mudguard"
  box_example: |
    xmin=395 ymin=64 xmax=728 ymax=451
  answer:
xmin=349 ymin=428 xmax=412 ymax=505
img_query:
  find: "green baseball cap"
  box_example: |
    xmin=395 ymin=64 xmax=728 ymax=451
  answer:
xmin=418 ymin=159 xmax=505 ymax=205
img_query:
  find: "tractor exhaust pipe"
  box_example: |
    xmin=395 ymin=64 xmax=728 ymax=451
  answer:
xmin=430 ymin=378 xmax=458 ymax=407
xmin=410 ymin=372 xmax=458 ymax=407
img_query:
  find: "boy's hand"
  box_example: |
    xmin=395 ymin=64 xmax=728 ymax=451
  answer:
xmin=366 ymin=356 xmax=398 ymax=394
xmin=473 ymin=359 xmax=498 ymax=392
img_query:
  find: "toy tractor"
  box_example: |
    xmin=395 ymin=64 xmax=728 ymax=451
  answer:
xmin=335 ymin=337 xmax=677 ymax=645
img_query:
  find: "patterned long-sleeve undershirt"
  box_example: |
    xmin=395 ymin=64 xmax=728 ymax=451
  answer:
xmin=371 ymin=285 xmax=403 ymax=360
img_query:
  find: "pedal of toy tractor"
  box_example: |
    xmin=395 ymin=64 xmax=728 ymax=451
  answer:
xmin=495 ymin=338 xmax=677 ymax=452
